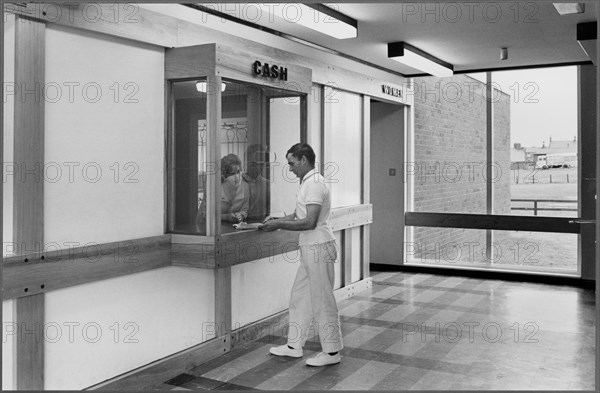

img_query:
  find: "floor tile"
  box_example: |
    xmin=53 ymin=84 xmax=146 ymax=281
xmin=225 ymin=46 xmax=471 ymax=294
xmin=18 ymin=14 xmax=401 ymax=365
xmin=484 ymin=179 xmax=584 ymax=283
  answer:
xmin=148 ymin=270 xmax=595 ymax=391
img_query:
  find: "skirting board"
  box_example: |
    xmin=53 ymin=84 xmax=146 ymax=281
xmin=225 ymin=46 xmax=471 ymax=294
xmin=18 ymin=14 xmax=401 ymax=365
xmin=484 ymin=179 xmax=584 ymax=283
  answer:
xmin=87 ymin=277 xmax=372 ymax=390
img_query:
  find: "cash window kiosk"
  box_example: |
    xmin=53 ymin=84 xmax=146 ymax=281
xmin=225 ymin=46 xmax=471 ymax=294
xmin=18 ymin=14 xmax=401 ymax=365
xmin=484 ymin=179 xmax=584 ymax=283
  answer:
xmin=166 ymin=43 xmax=313 ymax=268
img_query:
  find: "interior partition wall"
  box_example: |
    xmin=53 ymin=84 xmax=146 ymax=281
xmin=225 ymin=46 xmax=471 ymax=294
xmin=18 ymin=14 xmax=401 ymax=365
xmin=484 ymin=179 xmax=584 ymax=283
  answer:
xmin=2 ymin=4 xmax=410 ymax=390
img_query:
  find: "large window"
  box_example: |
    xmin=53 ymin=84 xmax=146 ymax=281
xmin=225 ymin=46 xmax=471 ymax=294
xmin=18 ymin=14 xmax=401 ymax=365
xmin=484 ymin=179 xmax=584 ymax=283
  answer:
xmin=406 ymin=67 xmax=581 ymax=275
xmin=170 ymin=79 xmax=305 ymax=235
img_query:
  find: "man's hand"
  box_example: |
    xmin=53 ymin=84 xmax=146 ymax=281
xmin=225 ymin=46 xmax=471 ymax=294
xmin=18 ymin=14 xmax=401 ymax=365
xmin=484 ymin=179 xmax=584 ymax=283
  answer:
xmin=259 ymin=219 xmax=279 ymax=232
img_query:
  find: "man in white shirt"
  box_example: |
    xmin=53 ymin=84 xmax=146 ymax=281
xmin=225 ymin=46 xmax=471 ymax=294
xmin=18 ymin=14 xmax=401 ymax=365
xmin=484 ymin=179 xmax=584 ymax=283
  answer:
xmin=259 ymin=143 xmax=343 ymax=367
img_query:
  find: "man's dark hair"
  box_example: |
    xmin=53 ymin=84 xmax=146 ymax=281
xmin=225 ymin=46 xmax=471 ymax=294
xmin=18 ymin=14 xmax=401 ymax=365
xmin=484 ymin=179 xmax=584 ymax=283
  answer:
xmin=286 ymin=143 xmax=316 ymax=166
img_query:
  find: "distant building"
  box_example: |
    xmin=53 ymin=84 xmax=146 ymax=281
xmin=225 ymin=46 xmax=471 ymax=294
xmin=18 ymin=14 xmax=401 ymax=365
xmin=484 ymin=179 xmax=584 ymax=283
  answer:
xmin=526 ymin=136 xmax=578 ymax=168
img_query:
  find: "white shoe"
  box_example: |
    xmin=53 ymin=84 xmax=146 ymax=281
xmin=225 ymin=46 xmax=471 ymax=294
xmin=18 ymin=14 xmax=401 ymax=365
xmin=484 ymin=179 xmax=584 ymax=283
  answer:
xmin=269 ymin=344 xmax=303 ymax=358
xmin=305 ymin=352 xmax=341 ymax=366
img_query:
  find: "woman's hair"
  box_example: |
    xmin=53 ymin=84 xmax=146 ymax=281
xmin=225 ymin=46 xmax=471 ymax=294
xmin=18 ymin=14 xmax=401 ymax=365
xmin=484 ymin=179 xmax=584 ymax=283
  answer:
xmin=221 ymin=154 xmax=242 ymax=182
xmin=286 ymin=143 xmax=315 ymax=166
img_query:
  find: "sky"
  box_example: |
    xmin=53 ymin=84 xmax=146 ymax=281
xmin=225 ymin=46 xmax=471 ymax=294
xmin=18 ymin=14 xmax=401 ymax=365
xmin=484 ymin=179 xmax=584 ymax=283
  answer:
xmin=490 ymin=66 xmax=578 ymax=148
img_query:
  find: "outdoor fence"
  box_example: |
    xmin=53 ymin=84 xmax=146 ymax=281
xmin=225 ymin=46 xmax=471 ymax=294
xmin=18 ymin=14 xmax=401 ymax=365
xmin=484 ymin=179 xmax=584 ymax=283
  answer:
xmin=511 ymin=168 xmax=575 ymax=184
xmin=511 ymin=199 xmax=578 ymax=216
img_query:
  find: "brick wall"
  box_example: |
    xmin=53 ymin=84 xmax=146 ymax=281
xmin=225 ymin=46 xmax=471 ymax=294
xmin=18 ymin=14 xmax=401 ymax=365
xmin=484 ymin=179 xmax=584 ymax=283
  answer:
xmin=409 ymin=74 xmax=510 ymax=264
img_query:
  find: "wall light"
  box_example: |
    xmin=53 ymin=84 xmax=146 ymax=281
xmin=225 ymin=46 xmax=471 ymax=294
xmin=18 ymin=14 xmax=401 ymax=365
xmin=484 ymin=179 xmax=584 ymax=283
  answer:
xmin=196 ymin=81 xmax=226 ymax=93
xmin=388 ymin=42 xmax=453 ymax=77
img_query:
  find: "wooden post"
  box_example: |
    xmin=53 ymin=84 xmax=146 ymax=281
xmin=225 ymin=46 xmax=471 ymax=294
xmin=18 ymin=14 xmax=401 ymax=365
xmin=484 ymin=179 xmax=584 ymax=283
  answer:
xmin=14 ymin=16 xmax=46 ymax=390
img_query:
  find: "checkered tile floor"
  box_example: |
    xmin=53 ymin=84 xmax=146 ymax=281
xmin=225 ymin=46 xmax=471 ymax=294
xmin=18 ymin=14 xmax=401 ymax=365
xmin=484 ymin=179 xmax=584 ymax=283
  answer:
xmin=148 ymin=271 xmax=596 ymax=390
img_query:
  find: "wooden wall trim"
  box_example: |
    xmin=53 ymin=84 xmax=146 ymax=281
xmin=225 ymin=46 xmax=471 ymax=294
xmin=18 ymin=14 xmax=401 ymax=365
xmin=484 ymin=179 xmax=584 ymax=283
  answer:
xmin=214 ymin=267 xmax=232 ymax=337
xmin=216 ymin=229 xmax=299 ymax=268
xmin=14 ymin=16 xmax=45 ymax=262
xmin=330 ymin=204 xmax=373 ymax=231
xmin=3 ymin=235 xmax=171 ymax=300
xmin=405 ymin=212 xmax=581 ymax=234
xmin=165 ymin=43 xmax=216 ymax=79
xmin=13 ymin=16 xmax=46 ymax=391
xmin=16 ymin=294 xmax=44 ymax=390
xmin=4 ymin=205 xmax=372 ymax=296
xmin=206 ymin=73 xmax=221 ymax=236
xmin=171 ymin=204 xmax=372 ymax=268
xmin=4 ymin=3 xmax=178 ymax=47
xmin=362 ymin=226 xmax=370 ymax=280
xmin=4 ymin=4 xmax=410 ymax=104
xmin=342 ymin=229 xmax=353 ymax=286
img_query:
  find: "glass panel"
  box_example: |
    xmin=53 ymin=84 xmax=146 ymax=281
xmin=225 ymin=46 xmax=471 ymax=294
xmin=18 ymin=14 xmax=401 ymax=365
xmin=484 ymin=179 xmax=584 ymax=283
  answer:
xmin=406 ymin=227 xmax=578 ymax=274
xmin=172 ymin=79 xmax=207 ymax=235
xmin=492 ymin=67 xmax=578 ymax=217
xmin=407 ymin=227 xmax=488 ymax=266
xmin=218 ymin=80 xmax=304 ymax=234
xmin=492 ymin=230 xmax=577 ymax=274
xmin=409 ymin=75 xmax=488 ymax=214
xmin=268 ymin=96 xmax=301 ymax=218
xmin=406 ymin=68 xmax=580 ymax=276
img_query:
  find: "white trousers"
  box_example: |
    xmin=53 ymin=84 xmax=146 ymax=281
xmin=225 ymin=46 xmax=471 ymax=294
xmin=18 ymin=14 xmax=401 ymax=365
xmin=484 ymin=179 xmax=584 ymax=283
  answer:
xmin=287 ymin=240 xmax=343 ymax=353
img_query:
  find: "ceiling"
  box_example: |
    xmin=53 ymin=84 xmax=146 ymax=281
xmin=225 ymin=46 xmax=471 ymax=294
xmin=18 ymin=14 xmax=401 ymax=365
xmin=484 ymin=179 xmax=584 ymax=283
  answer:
xmin=194 ymin=2 xmax=597 ymax=76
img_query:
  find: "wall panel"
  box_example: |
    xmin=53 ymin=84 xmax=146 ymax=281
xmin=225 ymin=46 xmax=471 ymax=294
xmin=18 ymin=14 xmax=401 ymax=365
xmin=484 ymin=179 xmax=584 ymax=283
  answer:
xmin=2 ymin=300 xmax=16 ymax=390
xmin=231 ymin=254 xmax=298 ymax=328
xmin=324 ymin=88 xmax=362 ymax=208
xmin=44 ymin=24 xmax=164 ymax=246
xmin=44 ymin=267 xmax=215 ymax=390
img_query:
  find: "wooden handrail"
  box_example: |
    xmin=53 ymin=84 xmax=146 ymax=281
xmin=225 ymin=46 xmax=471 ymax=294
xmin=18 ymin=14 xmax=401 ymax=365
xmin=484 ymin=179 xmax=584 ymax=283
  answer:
xmin=405 ymin=212 xmax=580 ymax=234
xmin=4 ymin=205 xmax=373 ymax=299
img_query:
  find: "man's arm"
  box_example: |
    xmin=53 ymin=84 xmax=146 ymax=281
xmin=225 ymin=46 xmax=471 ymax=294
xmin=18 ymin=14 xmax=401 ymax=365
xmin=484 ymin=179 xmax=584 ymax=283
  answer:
xmin=260 ymin=204 xmax=320 ymax=232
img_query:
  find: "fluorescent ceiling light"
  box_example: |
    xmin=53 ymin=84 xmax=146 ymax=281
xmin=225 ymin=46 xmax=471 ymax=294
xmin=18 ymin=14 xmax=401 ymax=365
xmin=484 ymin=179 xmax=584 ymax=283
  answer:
xmin=257 ymin=3 xmax=357 ymax=39
xmin=302 ymin=4 xmax=357 ymax=39
xmin=196 ymin=81 xmax=226 ymax=93
xmin=197 ymin=3 xmax=357 ymax=39
xmin=388 ymin=42 xmax=453 ymax=77
xmin=553 ymin=3 xmax=585 ymax=15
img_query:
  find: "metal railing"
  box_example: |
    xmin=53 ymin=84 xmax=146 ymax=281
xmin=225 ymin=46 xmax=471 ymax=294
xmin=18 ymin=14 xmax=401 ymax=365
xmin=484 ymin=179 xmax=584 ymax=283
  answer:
xmin=511 ymin=199 xmax=577 ymax=216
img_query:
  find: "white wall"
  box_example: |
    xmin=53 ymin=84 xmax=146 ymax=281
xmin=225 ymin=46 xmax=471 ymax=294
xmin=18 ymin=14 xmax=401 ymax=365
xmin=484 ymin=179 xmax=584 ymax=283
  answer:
xmin=3 ymin=13 xmax=15 ymax=256
xmin=308 ymin=84 xmax=322 ymax=163
xmin=231 ymin=253 xmax=297 ymax=328
xmin=350 ymin=227 xmax=361 ymax=283
xmin=44 ymin=24 xmax=164 ymax=246
xmin=2 ymin=14 xmax=16 ymax=391
xmin=2 ymin=300 xmax=16 ymax=390
xmin=37 ymin=25 xmax=217 ymax=390
xmin=324 ymin=87 xmax=363 ymax=208
xmin=333 ymin=230 xmax=342 ymax=289
xmin=44 ymin=267 xmax=215 ymax=390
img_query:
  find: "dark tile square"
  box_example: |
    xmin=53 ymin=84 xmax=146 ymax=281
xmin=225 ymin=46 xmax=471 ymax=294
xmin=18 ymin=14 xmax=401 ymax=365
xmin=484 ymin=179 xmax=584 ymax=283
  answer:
xmin=165 ymin=373 xmax=197 ymax=387
xmin=213 ymin=382 xmax=256 ymax=390
xmin=181 ymin=376 xmax=227 ymax=390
